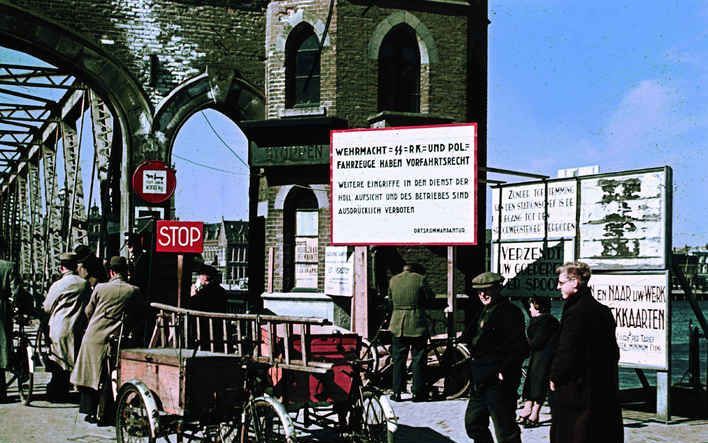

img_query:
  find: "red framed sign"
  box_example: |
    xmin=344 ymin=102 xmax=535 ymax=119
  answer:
xmin=132 ymin=160 xmax=177 ymax=204
xmin=330 ymin=123 xmax=478 ymax=246
xmin=155 ymin=221 xmax=204 ymax=253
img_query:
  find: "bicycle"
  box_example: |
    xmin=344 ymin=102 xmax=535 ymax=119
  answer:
xmin=360 ymin=312 xmax=471 ymax=400
xmin=5 ymin=309 xmax=47 ymax=405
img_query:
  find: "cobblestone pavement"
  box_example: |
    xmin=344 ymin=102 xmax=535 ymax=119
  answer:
xmin=1 ymin=370 xmax=707 ymax=442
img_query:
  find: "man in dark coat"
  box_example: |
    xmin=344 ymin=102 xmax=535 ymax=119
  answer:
xmin=0 ymin=257 xmax=20 ymax=401
xmin=387 ymin=263 xmax=434 ymax=402
xmin=549 ymin=261 xmax=623 ymax=443
xmin=463 ymin=272 xmax=528 ymax=443
xmin=187 ymin=264 xmax=228 ymax=350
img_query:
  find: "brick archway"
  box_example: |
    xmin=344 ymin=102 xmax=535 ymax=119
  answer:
xmin=153 ymin=68 xmax=265 ymax=161
xmin=0 ymin=1 xmax=153 ymax=236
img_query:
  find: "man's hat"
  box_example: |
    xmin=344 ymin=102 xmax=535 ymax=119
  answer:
xmin=471 ymin=272 xmax=504 ymax=289
xmin=108 ymin=256 xmax=127 ymax=270
xmin=196 ymin=264 xmax=218 ymax=278
xmin=59 ymin=252 xmax=77 ymax=262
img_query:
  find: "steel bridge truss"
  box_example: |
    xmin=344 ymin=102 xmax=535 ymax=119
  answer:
xmin=0 ymin=61 xmax=115 ymax=295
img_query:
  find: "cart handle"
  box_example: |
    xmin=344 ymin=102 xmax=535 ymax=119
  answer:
xmin=149 ymin=302 xmax=331 ymax=326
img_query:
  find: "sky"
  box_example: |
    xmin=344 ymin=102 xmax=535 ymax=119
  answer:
xmin=2 ymin=1 xmax=708 ymax=246
xmin=487 ymin=0 xmax=708 ymax=247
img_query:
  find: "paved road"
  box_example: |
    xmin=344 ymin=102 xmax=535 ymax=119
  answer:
xmin=1 ymin=370 xmax=707 ymax=442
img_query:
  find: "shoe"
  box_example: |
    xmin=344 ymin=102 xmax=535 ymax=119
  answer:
xmin=391 ymin=393 xmax=402 ymax=402
xmin=84 ymin=414 xmax=98 ymax=424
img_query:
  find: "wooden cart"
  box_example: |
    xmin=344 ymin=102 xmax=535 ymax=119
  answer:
xmin=114 ymin=303 xmax=396 ymax=442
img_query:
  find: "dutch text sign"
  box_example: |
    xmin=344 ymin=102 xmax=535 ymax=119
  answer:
xmin=492 ymin=180 xmax=577 ymax=241
xmin=155 ymin=221 xmax=204 ymax=253
xmin=589 ymin=272 xmax=670 ymax=370
xmin=491 ymin=239 xmax=574 ymax=297
xmin=330 ymin=123 xmax=478 ymax=245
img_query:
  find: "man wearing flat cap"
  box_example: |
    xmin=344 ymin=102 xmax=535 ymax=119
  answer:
xmin=43 ymin=252 xmax=90 ymax=401
xmin=463 ymin=272 xmax=528 ymax=443
xmin=71 ymin=256 xmax=144 ymax=423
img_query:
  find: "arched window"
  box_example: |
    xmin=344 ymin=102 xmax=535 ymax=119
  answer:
xmin=283 ymin=188 xmax=319 ymax=291
xmin=285 ymin=24 xmax=321 ymax=108
xmin=378 ymin=24 xmax=420 ymax=112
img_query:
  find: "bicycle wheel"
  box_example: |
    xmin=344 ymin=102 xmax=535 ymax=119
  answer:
xmin=240 ymin=396 xmax=296 ymax=443
xmin=14 ymin=332 xmax=33 ymax=405
xmin=115 ymin=384 xmax=156 ymax=443
xmin=352 ymin=390 xmax=395 ymax=443
xmin=360 ymin=339 xmax=380 ymax=381
xmin=425 ymin=342 xmax=471 ymax=400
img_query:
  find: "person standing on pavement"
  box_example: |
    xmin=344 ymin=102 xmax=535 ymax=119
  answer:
xmin=0 ymin=256 xmax=21 ymax=402
xmin=387 ymin=263 xmax=435 ymax=402
xmin=187 ymin=264 xmax=228 ymax=350
xmin=463 ymin=272 xmax=529 ymax=443
xmin=71 ymin=256 xmax=144 ymax=423
xmin=517 ymin=296 xmax=559 ymax=427
xmin=43 ymin=252 xmax=90 ymax=402
xmin=549 ymin=262 xmax=623 ymax=443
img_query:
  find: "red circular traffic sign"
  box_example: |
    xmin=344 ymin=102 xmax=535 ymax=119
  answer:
xmin=131 ymin=160 xmax=177 ymax=204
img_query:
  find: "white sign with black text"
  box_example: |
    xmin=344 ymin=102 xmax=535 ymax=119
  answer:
xmin=331 ymin=124 xmax=478 ymax=245
xmin=491 ymin=180 xmax=577 ymax=241
xmin=324 ymin=246 xmax=354 ymax=297
xmin=588 ymin=272 xmax=669 ymax=370
xmin=491 ymin=239 xmax=575 ymax=298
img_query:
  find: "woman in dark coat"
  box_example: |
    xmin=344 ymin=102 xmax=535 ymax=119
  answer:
xmin=518 ymin=296 xmax=559 ymax=427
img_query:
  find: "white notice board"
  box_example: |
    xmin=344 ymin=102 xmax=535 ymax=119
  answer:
xmin=588 ymin=272 xmax=670 ymax=370
xmin=330 ymin=123 xmax=478 ymax=245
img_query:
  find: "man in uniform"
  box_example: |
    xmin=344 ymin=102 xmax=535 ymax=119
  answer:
xmin=387 ymin=263 xmax=434 ymax=402
xmin=0 ymin=256 xmax=20 ymax=402
xmin=43 ymin=252 xmax=89 ymax=401
xmin=464 ymin=272 xmax=528 ymax=443
xmin=71 ymin=256 xmax=143 ymax=423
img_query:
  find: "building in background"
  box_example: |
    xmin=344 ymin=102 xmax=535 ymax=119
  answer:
xmin=203 ymin=219 xmax=249 ymax=289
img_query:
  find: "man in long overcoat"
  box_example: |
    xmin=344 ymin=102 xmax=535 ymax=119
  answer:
xmin=71 ymin=256 xmax=143 ymax=423
xmin=549 ymin=261 xmax=623 ymax=443
xmin=387 ymin=263 xmax=435 ymax=402
xmin=0 ymin=257 xmax=20 ymax=401
xmin=43 ymin=252 xmax=89 ymax=401
xmin=463 ymin=272 xmax=528 ymax=443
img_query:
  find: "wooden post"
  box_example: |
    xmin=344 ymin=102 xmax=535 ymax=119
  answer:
xmin=444 ymin=246 xmax=455 ymax=397
xmin=352 ymin=246 xmax=368 ymax=337
xmin=177 ymin=254 xmax=184 ymax=308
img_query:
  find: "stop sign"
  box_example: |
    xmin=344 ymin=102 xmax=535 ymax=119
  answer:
xmin=155 ymin=221 xmax=204 ymax=253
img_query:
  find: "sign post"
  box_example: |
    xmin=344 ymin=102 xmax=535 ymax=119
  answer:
xmin=155 ymin=220 xmax=204 ymax=308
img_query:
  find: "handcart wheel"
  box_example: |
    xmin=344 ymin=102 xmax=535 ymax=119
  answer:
xmin=424 ymin=343 xmax=471 ymax=400
xmin=116 ymin=384 xmax=156 ymax=443
xmin=354 ymin=390 xmax=396 ymax=443
xmin=240 ymin=396 xmax=296 ymax=443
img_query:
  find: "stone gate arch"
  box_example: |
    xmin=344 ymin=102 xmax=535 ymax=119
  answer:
xmin=153 ymin=68 xmax=265 ymax=161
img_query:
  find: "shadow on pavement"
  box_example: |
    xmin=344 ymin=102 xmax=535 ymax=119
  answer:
xmin=395 ymin=424 xmax=458 ymax=443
